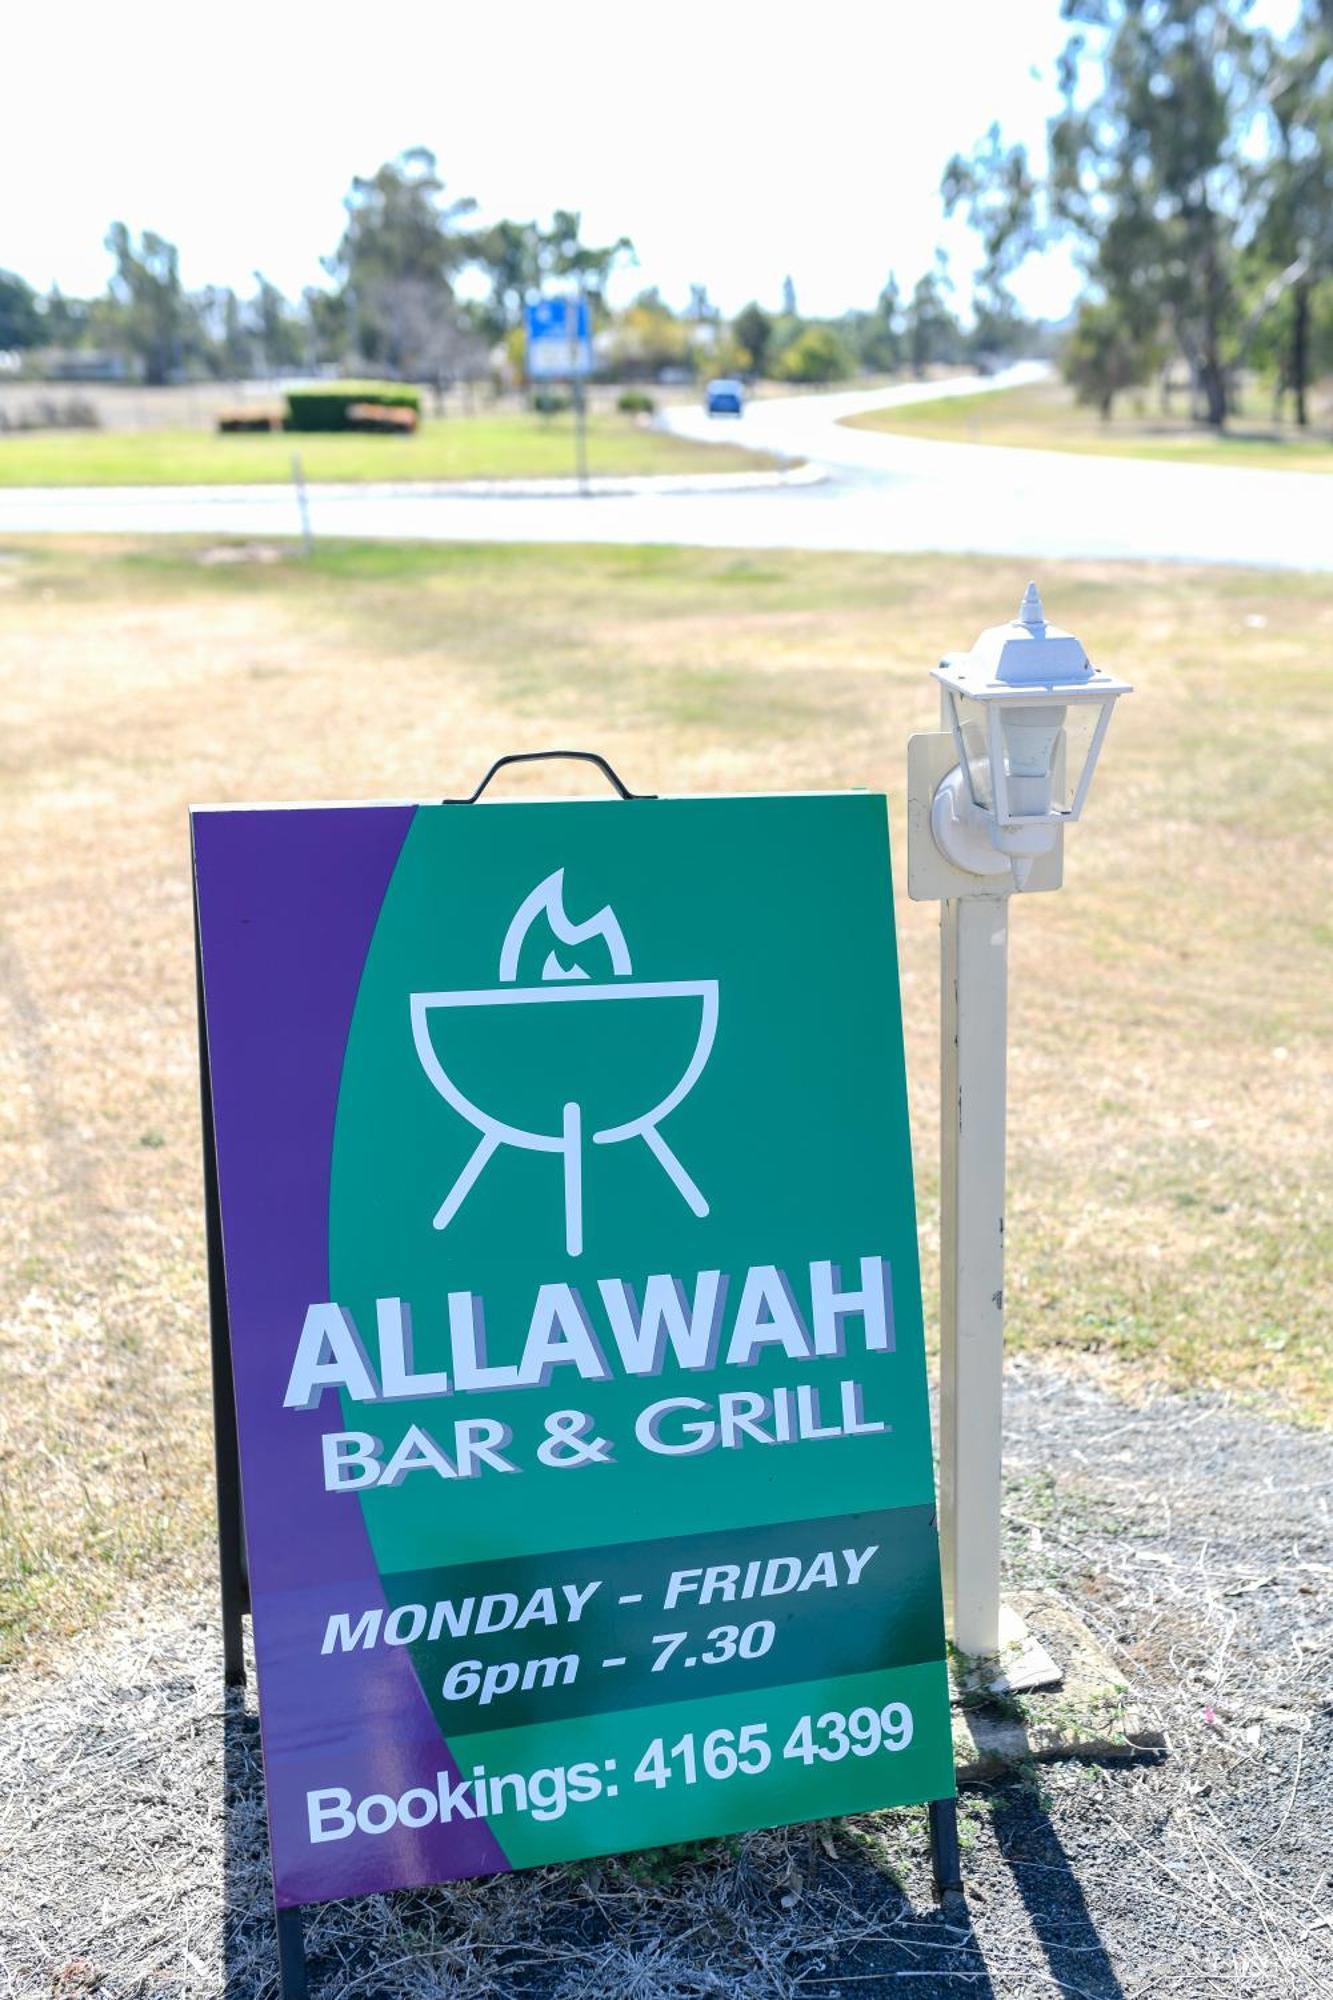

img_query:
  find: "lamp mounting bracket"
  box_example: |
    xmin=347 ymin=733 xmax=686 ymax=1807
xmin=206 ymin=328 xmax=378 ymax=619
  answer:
xmin=906 ymin=733 xmax=1063 ymax=903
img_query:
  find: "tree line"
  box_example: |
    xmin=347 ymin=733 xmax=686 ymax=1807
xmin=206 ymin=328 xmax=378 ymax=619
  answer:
xmin=945 ymin=0 xmax=1333 ymax=426
xmin=0 ymin=154 xmax=628 ymax=390
xmin=0 ymin=147 xmax=1029 ymax=394
xmin=9 ymin=1 xmax=1324 ymax=424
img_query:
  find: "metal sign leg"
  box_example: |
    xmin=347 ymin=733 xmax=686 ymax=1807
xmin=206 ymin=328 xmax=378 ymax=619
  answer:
xmin=195 ymin=910 xmax=248 ymax=1687
xmin=928 ymin=1797 xmax=964 ymax=1900
xmin=275 ymin=1905 xmax=308 ymax=1999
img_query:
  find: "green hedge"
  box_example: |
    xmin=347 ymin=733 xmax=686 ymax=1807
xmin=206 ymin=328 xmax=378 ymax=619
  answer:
xmin=284 ymin=383 xmax=422 ymax=433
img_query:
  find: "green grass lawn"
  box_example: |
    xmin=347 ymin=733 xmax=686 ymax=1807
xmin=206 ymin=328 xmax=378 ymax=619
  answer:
xmin=0 ymin=410 xmax=777 ymax=487
xmin=0 ymin=536 xmax=1329 ymax=1656
xmin=845 ymin=375 xmax=1333 ymax=473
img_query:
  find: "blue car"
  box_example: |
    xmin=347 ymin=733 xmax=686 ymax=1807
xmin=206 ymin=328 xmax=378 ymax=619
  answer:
xmin=705 ymin=377 xmax=745 ymax=416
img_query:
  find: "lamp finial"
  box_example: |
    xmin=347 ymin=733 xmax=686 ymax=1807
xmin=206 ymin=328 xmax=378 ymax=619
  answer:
xmin=1019 ymin=582 xmax=1046 ymax=631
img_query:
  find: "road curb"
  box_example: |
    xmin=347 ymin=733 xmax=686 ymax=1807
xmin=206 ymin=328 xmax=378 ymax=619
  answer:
xmin=0 ymin=462 xmax=827 ymax=510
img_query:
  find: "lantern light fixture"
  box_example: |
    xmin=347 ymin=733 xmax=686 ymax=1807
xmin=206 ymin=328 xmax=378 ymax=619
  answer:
xmin=929 ymin=583 xmax=1132 ymax=890
xmin=908 ymin=587 xmax=1132 ymax=1668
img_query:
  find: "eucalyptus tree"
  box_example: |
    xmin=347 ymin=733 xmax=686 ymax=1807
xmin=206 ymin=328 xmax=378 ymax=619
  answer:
xmin=252 ymin=275 xmax=305 ymax=375
xmin=856 ymin=276 xmax=904 ymax=373
xmin=904 ymin=256 xmax=963 ymax=376
xmin=1251 ymin=0 xmax=1333 ymax=423
xmin=1056 ymin=0 xmax=1264 ymax=426
xmin=475 ymin=218 xmax=544 ymax=335
xmin=0 ymin=271 xmax=40 ymax=351
xmin=535 ymin=208 xmax=634 ymax=312
xmin=104 ymin=223 xmax=189 ymax=385
xmin=1061 ymin=295 xmax=1161 ymax=415
xmin=327 ymin=148 xmax=478 ymax=378
xmin=942 ymin=121 xmax=1043 ymax=344
xmin=944 ymin=0 xmax=1266 ymax=428
xmin=732 ymin=301 xmax=775 ymax=375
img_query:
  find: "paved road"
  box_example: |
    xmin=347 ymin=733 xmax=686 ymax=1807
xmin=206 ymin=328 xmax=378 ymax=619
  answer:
xmin=2 ymin=366 xmax=1329 ymax=569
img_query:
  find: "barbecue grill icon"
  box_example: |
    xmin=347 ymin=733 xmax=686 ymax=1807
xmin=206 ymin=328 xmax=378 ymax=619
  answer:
xmin=410 ymin=870 xmax=719 ymax=1256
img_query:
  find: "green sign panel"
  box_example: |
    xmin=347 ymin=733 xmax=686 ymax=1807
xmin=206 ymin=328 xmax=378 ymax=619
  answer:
xmin=194 ymin=788 xmax=953 ymax=1904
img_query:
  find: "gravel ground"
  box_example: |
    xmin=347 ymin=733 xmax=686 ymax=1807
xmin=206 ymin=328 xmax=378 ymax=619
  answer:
xmin=2 ymin=1361 xmax=1329 ymax=2000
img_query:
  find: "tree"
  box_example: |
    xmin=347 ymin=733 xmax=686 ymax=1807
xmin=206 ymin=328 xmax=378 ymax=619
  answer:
xmin=190 ymin=276 xmax=306 ymax=381
xmin=942 ymin=121 xmax=1042 ymax=339
xmin=537 ymin=209 xmax=634 ymax=311
xmin=398 ymin=289 xmax=489 ymax=395
xmin=732 ymin=300 xmax=774 ymax=376
xmin=1057 ymin=1 xmax=1261 ymax=428
xmin=328 ymin=148 xmax=478 ymax=377
xmin=472 ymin=210 xmax=634 ymax=352
xmin=252 ymin=275 xmax=305 ymax=374
xmin=0 ymin=271 xmax=40 ymax=350
xmin=220 ymin=290 xmax=252 ymax=378
xmin=969 ymin=295 xmax=1039 ymax=362
xmin=774 ymin=324 xmax=854 ymax=383
xmin=857 ymin=275 xmax=904 ymax=372
xmin=475 ymin=217 xmax=544 ymax=334
xmin=945 ymin=1 xmax=1266 ymax=429
xmin=904 ymin=257 xmax=962 ymax=376
xmin=704 ymin=328 xmax=752 ymax=379
xmin=1061 ymin=296 xmax=1158 ymax=416
xmin=608 ymin=290 xmax=693 ymax=379
xmin=1251 ymin=2 xmax=1333 ymax=424
xmin=473 ymin=211 xmax=633 ymax=341
xmin=190 ymin=286 xmax=250 ymax=379
xmin=40 ymin=287 xmax=92 ymax=350
xmin=104 ymin=224 xmax=190 ymax=385
xmin=305 ymin=287 xmax=349 ymax=369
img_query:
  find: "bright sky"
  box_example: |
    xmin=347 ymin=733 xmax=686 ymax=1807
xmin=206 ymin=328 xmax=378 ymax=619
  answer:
xmin=0 ymin=0 xmax=1298 ymax=324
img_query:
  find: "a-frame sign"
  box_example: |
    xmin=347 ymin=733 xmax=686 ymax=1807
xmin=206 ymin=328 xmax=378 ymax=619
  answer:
xmin=194 ymin=764 xmax=959 ymax=1992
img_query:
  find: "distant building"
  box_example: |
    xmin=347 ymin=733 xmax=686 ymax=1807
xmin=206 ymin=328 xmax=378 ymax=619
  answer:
xmin=34 ymin=349 xmax=130 ymax=383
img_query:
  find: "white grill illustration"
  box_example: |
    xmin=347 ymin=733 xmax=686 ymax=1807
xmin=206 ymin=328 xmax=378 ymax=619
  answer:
xmin=410 ymin=870 xmax=719 ymax=1257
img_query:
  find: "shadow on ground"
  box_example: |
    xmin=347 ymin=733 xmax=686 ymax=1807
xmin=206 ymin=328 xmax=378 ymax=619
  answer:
xmin=222 ymin=1683 xmax=1132 ymax=2000
xmin=7 ymin=1367 xmax=1327 ymax=1998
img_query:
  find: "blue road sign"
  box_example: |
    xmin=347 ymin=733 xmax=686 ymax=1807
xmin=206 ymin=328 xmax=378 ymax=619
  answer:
xmin=526 ymin=297 xmax=593 ymax=380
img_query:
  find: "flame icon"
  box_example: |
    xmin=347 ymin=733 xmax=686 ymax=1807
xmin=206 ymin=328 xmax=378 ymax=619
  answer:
xmin=410 ymin=870 xmax=719 ymax=1256
xmin=498 ymin=868 xmax=632 ymax=984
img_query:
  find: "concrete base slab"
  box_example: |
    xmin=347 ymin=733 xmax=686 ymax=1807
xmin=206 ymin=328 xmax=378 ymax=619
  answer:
xmin=951 ymin=1592 xmax=1167 ymax=1783
xmin=951 ymin=1601 xmax=1065 ymax=1697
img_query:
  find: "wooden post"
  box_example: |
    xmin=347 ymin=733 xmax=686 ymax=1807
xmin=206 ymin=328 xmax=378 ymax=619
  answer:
xmin=938 ymin=891 xmax=1008 ymax=1659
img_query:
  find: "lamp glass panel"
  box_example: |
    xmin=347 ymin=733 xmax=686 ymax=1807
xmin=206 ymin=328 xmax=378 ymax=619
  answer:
xmin=950 ymin=692 xmax=994 ymax=810
xmin=1054 ymin=699 xmax=1107 ymax=816
xmin=996 ymin=699 xmax=1065 ymax=819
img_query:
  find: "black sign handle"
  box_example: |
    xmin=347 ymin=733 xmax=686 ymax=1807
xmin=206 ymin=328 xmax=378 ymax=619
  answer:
xmin=444 ymin=748 xmax=652 ymax=804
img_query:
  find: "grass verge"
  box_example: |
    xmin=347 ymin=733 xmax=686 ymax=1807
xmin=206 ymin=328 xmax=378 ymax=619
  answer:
xmin=845 ymin=375 xmax=1333 ymax=473
xmin=0 ymin=411 xmax=777 ymax=487
xmin=0 ymin=537 xmax=1328 ymax=1661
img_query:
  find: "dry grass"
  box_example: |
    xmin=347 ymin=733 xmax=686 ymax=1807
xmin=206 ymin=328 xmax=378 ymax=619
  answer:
xmin=4 ymin=1365 xmax=1328 ymax=1999
xmin=846 ymin=375 xmax=1333 ymax=473
xmin=0 ymin=537 xmax=1329 ymax=1669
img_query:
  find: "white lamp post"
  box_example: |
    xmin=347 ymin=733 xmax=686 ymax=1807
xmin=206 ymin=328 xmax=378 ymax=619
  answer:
xmin=907 ymin=586 xmax=1130 ymax=1665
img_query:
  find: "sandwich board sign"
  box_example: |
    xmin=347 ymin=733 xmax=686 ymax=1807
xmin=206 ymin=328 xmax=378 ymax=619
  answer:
xmin=526 ymin=295 xmax=593 ymax=380
xmin=192 ymin=785 xmax=957 ymax=1983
